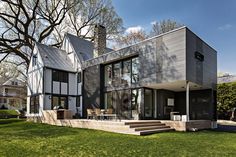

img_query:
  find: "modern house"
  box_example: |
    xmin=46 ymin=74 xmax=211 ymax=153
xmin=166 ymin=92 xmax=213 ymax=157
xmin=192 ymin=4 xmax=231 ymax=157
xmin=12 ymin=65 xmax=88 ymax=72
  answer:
xmin=0 ymin=78 xmax=26 ymax=110
xmin=27 ymin=26 xmax=217 ymax=126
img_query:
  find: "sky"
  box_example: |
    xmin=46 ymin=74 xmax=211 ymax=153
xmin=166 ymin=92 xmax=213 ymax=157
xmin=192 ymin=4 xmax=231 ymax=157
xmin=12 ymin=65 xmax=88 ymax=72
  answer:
xmin=112 ymin=0 xmax=236 ymax=74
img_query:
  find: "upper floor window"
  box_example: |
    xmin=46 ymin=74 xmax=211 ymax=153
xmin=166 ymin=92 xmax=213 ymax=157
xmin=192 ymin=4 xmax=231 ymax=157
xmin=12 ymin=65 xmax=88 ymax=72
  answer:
xmin=104 ymin=56 xmax=139 ymax=87
xmin=52 ymin=70 xmax=68 ymax=83
xmin=77 ymin=72 xmax=82 ymax=83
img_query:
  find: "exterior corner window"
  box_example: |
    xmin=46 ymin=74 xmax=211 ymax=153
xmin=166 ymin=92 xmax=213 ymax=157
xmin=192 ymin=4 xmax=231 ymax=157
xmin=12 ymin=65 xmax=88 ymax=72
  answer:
xmin=52 ymin=70 xmax=60 ymax=82
xmin=131 ymin=57 xmax=139 ymax=84
xmin=122 ymin=59 xmax=131 ymax=86
xmin=77 ymin=72 xmax=82 ymax=83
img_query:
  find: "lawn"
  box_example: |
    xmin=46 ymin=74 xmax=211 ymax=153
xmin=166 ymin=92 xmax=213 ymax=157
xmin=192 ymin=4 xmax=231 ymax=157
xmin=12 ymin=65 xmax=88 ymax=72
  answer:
xmin=0 ymin=119 xmax=236 ymax=157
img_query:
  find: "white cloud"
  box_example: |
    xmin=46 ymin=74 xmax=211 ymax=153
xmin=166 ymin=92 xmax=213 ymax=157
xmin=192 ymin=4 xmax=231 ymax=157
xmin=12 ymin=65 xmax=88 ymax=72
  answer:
xmin=218 ymin=24 xmax=232 ymax=30
xmin=125 ymin=26 xmax=143 ymax=34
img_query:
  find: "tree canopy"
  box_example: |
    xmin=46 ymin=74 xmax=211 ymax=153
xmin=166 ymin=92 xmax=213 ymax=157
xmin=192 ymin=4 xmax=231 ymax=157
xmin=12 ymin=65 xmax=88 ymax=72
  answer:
xmin=0 ymin=0 xmax=123 ymax=66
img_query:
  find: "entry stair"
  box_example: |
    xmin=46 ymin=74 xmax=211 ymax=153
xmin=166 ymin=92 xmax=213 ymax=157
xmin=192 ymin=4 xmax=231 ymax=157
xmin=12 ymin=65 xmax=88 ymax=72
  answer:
xmin=124 ymin=120 xmax=174 ymax=135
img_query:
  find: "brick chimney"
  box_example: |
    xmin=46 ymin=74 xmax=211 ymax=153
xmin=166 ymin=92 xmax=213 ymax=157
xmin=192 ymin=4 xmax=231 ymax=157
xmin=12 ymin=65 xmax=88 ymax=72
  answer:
xmin=94 ymin=24 xmax=106 ymax=57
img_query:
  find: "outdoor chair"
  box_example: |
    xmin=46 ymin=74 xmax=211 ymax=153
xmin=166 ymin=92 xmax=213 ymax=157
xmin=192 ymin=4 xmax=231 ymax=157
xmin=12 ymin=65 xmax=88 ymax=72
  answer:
xmin=87 ymin=109 xmax=94 ymax=119
xmin=94 ymin=108 xmax=102 ymax=120
xmin=106 ymin=108 xmax=113 ymax=114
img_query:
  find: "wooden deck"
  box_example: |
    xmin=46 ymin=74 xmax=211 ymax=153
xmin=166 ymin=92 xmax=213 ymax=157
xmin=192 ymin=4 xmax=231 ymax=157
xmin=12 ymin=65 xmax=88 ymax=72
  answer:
xmin=27 ymin=110 xmax=214 ymax=135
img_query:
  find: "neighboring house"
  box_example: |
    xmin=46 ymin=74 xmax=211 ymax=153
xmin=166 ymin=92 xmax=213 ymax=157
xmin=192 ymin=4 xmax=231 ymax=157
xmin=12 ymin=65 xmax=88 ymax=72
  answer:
xmin=0 ymin=78 xmax=27 ymax=110
xmin=27 ymin=26 xmax=217 ymax=123
xmin=218 ymin=74 xmax=236 ymax=84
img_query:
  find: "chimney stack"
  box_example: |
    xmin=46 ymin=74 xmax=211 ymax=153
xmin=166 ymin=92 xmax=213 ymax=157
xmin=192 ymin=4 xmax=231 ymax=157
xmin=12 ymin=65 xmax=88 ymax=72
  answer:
xmin=94 ymin=24 xmax=106 ymax=57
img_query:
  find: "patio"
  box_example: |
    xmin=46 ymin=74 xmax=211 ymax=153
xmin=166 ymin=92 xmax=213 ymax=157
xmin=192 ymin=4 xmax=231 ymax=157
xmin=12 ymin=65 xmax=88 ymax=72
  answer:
xmin=26 ymin=110 xmax=213 ymax=135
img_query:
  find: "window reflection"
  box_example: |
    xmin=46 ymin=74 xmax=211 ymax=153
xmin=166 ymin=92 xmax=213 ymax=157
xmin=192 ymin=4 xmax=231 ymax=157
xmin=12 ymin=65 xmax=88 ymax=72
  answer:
xmin=122 ymin=60 xmax=131 ymax=86
xmin=132 ymin=58 xmax=139 ymax=83
xmin=104 ymin=57 xmax=139 ymax=87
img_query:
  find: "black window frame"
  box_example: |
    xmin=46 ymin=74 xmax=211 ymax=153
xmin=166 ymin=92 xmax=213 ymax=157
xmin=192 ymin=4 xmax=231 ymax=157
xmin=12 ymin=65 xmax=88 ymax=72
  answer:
xmin=30 ymin=95 xmax=39 ymax=114
xmin=52 ymin=70 xmax=68 ymax=83
xmin=77 ymin=72 xmax=82 ymax=83
xmin=51 ymin=95 xmax=68 ymax=110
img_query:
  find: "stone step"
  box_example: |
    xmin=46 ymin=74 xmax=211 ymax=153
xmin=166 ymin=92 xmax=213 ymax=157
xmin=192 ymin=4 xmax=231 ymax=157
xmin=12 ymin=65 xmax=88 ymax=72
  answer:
xmin=138 ymin=128 xmax=175 ymax=135
xmin=129 ymin=123 xmax=165 ymax=128
xmin=124 ymin=120 xmax=161 ymax=125
xmin=134 ymin=125 xmax=171 ymax=131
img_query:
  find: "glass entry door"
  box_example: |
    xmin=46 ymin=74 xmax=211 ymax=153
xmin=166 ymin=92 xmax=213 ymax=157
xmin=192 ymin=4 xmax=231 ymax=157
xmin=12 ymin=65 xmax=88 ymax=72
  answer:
xmin=144 ymin=88 xmax=154 ymax=119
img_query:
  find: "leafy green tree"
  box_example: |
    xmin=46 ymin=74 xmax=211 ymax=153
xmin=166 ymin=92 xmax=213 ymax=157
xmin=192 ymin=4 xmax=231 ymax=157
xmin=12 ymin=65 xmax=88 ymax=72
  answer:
xmin=217 ymin=82 xmax=236 ymax=119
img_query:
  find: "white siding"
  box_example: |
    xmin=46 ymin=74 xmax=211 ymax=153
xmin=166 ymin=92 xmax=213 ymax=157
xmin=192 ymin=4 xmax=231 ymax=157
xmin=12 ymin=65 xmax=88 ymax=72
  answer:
xmin=69 ymin=73 xmax=77 ymax=95
xmin=68 ymin=96 xmax=76 ymax=115
xmin=77 ymin=83 xmax=82 ymax=95
xmin=53 ymin=82 xmax=60 ymax=94
xmin=44 ymin=95 xmax=51 ymax=110
xmin=61 ymin=83 xmax=68 ymax=94
xmin=44 ymin=69 xmax=52 ymax=93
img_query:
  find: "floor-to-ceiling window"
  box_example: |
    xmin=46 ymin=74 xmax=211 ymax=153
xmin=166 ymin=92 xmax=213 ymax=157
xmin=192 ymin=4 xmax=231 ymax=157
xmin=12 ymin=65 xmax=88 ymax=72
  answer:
xmin=144 ymin=89 xmax=153 ymax=119
xmin=122 ymin=60 xmax=131 ymax=86
xmin=131 ymin=89 xmax=141 ymax=119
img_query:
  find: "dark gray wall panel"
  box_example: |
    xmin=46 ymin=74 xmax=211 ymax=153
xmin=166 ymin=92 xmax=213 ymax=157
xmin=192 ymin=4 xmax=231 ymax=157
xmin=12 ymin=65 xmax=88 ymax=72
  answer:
xmin=186 ymin=28 xmax=217 ymax=89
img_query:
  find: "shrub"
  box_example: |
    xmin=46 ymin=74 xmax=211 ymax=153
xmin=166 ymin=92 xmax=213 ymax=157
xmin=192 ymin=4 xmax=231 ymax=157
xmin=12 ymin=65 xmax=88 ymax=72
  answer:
xmin=217 ymin=82 xmax=236 ymax=119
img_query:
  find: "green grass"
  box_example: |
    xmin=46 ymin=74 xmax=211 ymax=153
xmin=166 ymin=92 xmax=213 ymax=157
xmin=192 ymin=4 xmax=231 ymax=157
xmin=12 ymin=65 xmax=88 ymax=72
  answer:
xmin=0 ymin=110 xmax=20 ymax=116
xmin=0 ymin=119 xmax=236 ymax=157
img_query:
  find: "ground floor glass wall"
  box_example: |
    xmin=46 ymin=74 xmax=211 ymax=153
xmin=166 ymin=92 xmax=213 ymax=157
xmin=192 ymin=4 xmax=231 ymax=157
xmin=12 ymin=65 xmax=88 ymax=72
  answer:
xmin=104 ymin=89 xmax=141 ymax=119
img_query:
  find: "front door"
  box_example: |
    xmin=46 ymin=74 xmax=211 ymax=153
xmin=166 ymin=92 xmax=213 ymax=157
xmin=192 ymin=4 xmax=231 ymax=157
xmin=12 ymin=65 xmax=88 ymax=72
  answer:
xmin=144 ymin=88 xmax=154 ymax=119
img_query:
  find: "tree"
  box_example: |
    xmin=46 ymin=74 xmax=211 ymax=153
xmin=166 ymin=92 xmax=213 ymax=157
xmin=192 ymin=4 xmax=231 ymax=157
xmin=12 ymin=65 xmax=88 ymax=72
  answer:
xmin=114 ymin=29 xmax=147 ymax=48
xmin=114 ymin=19 xmax=183 ymax=48
xmin=0 ymin=0 xmax=123 ymax=67
xmin=217 ymin=82 xmax=236 ymax=119
xmin=150 ymin=19 xmax=183 ymax=37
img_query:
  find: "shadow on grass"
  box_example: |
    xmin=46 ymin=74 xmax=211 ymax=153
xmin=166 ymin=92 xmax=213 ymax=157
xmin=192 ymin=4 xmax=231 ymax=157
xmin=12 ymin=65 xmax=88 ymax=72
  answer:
xmin=0 ymin=118 xmax=23 ymax=125
xmin=213 ymin=124 xmax=236 ymax=133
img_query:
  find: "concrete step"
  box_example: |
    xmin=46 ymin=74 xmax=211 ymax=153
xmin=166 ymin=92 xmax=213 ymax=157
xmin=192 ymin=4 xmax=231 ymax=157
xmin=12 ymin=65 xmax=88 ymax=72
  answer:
xmin=138 ymin=128 xmax=175 ymax=135
xmin=129 ymin=123 xmax=165 ymax=128
xmin=134 ymin=125 xmax=171 ymax=131
xmin=124 ymin=120 xmax=161 ymax=125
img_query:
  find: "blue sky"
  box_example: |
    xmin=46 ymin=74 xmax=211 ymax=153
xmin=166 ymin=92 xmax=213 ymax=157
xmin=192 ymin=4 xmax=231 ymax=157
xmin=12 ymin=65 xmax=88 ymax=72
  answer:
xmin=112 ymin=0 xmax=236 ymax=74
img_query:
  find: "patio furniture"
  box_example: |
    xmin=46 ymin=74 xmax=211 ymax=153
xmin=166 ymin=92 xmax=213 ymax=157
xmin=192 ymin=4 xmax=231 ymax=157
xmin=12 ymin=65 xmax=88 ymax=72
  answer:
xmin=56 ymin=109 xmax=73 ymax=119
xmin=106 ymin=109 xmax=113 ymax=114
xmin=94 ymin=108 xmax=102 ymax=120
xmin=87 ymin=109 xmax=94 ymax=119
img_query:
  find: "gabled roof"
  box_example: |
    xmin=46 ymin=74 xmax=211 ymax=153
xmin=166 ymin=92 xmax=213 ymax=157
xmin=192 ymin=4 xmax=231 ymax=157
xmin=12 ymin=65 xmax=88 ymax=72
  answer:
xmin=1 ymin=78 xmax=24 ymax=86
xmin=65 ymin=33 xmax=113 ymax=61
xmin=36 ymin=43 xmax=75 ymax=72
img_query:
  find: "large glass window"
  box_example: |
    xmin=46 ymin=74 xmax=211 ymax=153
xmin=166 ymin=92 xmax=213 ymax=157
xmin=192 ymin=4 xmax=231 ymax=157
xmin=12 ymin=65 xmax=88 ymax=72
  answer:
xmin=104 ymin=92 xmax=113 ymax=109
xmin=76 ymin=96 xmax=81 ymax=107
xmin=104 ymin=65 xmax=112 ymax=86
xmin=30 ymin=96 xmax=39 ymax=113
xmin=77 ymin=72 xmax=82 ymax=83
xmin=122 ymin=60 xmax=131 ymax=86
xmin=131 ymin=89 xmax=141 ymax=119
xmin=104 ymin=57 xmax=139 ymax=87
xmin=131 ymin=58 xmax=139 ymax=84
xmin=113 ymin=62 xmax=121 ymax=85
xmin=144 ymin=89 xmax=153 ymax=118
